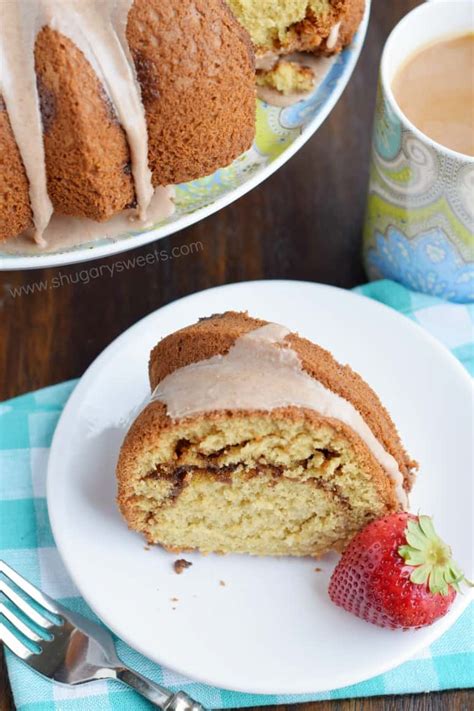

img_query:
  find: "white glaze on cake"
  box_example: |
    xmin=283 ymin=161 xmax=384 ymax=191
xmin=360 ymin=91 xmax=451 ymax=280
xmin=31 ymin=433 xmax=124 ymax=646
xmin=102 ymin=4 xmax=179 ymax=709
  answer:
xmin=0 ymin=1 xmax=53 ymax=244
xmin=1 ymin=186 xmax=175 ymax=255
xmin=326 ymin=21 xmax=341 ymax=50
xmin=151 ymin=323 xmax=408 ymax=506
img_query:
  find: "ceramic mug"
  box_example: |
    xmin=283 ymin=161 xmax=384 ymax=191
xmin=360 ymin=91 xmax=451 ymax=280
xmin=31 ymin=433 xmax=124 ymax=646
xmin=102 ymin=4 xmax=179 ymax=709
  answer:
xmin=363 ymin=0 xmax=474 ymax=302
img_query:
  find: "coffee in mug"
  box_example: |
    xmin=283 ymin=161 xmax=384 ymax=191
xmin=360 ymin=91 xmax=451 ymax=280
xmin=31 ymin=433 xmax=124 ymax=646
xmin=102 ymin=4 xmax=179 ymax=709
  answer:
xmin=392 ymin=33 xmax=474 ymax=157
xmin=363 ymin=1 xmax=474 ymax=303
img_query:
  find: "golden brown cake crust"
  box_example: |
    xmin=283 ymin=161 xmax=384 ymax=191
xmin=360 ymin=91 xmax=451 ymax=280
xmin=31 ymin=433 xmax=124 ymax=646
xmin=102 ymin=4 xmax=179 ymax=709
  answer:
xmin=331 ymin=0 xmax=366 ymax=54
xmin=148 ymin=312 xmax=417 ymax=491
xmin=126 ymin=0 xmax=256 ymax=187
xmin=35 ymin=26 xmax=135 ymax=224
xmin=0 ymin=99 xmax=32 ymax=242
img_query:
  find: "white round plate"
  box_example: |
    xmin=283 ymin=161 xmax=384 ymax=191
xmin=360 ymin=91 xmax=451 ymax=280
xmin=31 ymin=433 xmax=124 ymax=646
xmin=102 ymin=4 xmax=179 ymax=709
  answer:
xmin=47 ymin=280 xmax=474 ymax=695
xmin=1 ymin=3 xmax=370 ymax=271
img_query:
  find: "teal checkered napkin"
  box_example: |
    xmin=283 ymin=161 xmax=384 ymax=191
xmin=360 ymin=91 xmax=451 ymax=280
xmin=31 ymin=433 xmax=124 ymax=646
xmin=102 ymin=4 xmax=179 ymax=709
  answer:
xmin=1 ymin=281 xmax=473 ymax=710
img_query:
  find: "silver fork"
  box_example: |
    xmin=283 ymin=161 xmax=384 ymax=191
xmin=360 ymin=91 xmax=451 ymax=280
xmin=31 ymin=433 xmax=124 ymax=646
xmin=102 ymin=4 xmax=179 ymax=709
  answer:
xmin=0 ymin=560 xmax=205 ymax=710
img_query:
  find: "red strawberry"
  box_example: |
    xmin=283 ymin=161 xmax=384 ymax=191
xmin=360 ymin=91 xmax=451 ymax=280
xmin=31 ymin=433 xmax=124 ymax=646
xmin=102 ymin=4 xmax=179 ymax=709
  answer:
xmin=328 ymin=513 xmax=471 ymax=629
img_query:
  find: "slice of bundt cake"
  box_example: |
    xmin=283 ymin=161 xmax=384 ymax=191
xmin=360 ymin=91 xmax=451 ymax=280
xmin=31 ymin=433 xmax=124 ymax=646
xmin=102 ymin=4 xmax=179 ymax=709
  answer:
xmin=117 ymin=313 xmax=417 ymax=558
xmin=0 ymin=0 xmax=256 ymax=243
xmin=227 ymin=0 xmax=365 ymax=57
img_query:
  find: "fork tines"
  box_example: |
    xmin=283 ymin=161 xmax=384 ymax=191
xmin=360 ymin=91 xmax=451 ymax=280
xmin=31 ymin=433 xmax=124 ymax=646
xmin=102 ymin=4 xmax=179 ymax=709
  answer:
xmin=0 ymin=560 xmax=62 ymax=660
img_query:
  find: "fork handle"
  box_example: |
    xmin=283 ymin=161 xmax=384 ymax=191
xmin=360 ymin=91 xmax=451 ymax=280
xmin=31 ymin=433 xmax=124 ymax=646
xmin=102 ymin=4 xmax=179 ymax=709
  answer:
xmin=117 ymin=667 xmax=205 ymax=711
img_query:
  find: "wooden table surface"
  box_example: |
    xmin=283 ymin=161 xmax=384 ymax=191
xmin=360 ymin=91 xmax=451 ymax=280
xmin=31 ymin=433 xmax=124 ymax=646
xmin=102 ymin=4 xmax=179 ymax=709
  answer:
xmin=1 ymin=1 xmax=472 ymax=709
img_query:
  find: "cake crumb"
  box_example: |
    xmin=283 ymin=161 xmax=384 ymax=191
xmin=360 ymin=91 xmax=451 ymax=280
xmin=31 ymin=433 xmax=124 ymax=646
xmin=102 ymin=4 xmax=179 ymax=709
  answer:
xmin=144 ymin=546 xmax=150 ymax=551
xmin=219 ymin=580 xmax=226 ymax=587
xmin=170 ymin=597 xmax=179 ymax=602
xmin=173 ymin=559 xmax=193 ymax=575
xmin=314 ymin=567 xmax=322 ymax=572
xmin=256 ymin=60 xmax=315 ymax=96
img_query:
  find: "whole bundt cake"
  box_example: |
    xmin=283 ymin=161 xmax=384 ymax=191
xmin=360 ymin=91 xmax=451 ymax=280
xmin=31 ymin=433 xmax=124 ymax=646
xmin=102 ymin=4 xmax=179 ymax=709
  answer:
xmin=0 ymin=0 xmax=256 ymax=244
xmin=117 ymin=312 xmax=417 ymax=558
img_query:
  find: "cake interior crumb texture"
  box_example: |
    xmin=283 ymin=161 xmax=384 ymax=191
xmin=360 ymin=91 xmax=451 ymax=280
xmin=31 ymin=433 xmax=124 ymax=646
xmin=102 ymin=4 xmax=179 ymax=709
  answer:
xmin=226 ymin=0 xmax=365 ymax=56
xmin=256 ymin=60 xmax=315 ymax=94
xmin=227 ymin=0 xmax=333 ymax=47
xmin=120 ymin=413 xmax=396 ymax=557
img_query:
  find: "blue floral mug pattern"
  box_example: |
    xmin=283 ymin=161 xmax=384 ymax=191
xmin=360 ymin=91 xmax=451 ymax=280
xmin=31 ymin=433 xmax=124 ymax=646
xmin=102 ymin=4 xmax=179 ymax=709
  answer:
xmin=363 ymin=1 xmax=474 ymax=303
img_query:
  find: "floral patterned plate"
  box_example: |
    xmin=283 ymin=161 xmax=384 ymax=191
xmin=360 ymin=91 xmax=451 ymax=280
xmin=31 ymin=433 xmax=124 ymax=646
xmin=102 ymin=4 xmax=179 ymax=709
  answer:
xmin=0 ymin=2 xmax=370 ymax=270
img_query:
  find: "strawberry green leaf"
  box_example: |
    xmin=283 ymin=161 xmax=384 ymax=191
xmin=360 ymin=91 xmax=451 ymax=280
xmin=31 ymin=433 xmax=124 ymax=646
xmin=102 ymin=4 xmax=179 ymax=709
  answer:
xmin=419 ymin=515 xmax=437 ymax=539
xmin=429 ymin=565 xmax=448 ymax=596
xmin=399 ymin=515 xmax=470 ymax=597
xmin=399 ymin=544 xmax=427 ymax=565
xmin=405 ymin=521 xmax=427 ymax=549
xmin=446 ymin=565 xmax=463 ymax=583
xmin=410 ymin=563 xmax=431 ymax=585
xmin=405 ymin=531 xmax=425 ymax=550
